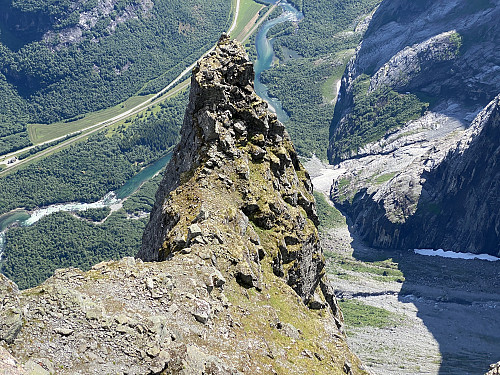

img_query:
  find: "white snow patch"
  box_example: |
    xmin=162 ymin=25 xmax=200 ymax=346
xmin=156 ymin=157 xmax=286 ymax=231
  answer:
xmin=414 ymin=248 xmax=500 ymax=262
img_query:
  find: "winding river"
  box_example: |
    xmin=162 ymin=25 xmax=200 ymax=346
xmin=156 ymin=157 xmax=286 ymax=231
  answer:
xmin=253 ymin=0 xmax=303 ymax=123
xmin=0 ymin=153 xmax=171 ymax=264
xmin=0 ymin=2 xmax=303 ymax=263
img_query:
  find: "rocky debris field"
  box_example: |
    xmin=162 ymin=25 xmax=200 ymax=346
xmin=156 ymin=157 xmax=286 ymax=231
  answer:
xmin=0 ymin=251 xmax=362 ymax=374
xmin=322 ymin=224 xmax=500 ymax=375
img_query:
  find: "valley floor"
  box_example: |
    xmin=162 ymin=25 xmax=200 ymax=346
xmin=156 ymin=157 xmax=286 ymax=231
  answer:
xmin=305 ymin=158 xmax=500 ymax=375
xmin=322 ymin=224 xmax=500 ymax=375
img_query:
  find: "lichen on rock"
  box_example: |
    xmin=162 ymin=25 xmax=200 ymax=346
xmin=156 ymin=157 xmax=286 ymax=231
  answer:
xmin=139 ymin=34 xmax=330 ymax=306
xmin=0 ymin=35 xmax=366 ymax=374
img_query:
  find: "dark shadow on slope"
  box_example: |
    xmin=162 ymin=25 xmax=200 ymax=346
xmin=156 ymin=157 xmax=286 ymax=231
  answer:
xmin=348 ymin=217 xmax=500 ymax=375
xmin=0 ymin=0 xmax=53 ymax=51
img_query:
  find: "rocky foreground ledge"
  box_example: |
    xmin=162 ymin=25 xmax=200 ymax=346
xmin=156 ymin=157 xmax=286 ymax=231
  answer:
xmin=0 ymin=36 xmax=365 ymax=374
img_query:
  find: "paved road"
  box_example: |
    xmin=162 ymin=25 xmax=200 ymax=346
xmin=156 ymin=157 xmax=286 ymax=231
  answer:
xmin=0 ymin=0 xmax=246 ymax=176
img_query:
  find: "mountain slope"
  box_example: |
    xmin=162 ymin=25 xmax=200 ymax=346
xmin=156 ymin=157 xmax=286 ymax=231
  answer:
xmin=0 ymin=0 xmax=230 ymax=154
xmin=402 ymin=94 xmax=500 ymax=254
xmin=0 ymin=36 xmax=366 ymax=375
xmin=327 ymin=0 xmax=500 ymax=255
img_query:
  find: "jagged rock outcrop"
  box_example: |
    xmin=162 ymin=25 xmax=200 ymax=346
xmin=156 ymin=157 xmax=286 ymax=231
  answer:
xmin=402 ymin=94 xmax=500 ymax=254
xmin=140 ymin=34 xmax=326 ymax=306
xmin=0 ymin=36 xmax=365 ymax=374
xmin=333 ymin=95 xmax=500 ymax=254
xmin=327 ymin=0 xmax=500 ymax=254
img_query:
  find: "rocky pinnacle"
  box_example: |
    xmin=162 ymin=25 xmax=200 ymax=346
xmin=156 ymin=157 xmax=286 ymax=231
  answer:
xmin=0 ymin=35 xmax=366 ymax=375
xmin=139 ymin=34 xmax=334 ymax=307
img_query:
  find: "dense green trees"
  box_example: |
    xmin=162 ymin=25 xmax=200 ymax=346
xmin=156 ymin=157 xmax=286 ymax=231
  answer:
xmin=274 ymin=0 xmax=381 ymax=57
xmin=75 ymin=207 xmax=111 ymax=222
xmin=0 ymin=74 xmax=31 ymax=154
xmin=2 ymin=211 xmax=146 ymax=289
xmin=0 ymin=0 xmax=230 ymax=155
xmin=0 ymin=136 xmax=137 ymax=213
xmin=254 ymin=0 xmax=382 ymax=159
xmin=0 ymin=91 xmax=187 ymax=215
xmin=1 ymin=150 xmax=166 ymax=289
xmin=0 ymin=90 xmax=186 ymax=287
xmin=261 ymin=58 xmax=336 ymax=158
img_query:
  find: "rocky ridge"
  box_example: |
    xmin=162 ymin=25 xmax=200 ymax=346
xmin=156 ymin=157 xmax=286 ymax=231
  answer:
xmin=0 ymin=36 xmax=365 ymax=374
xmin=327 ymin=0 xmax=500 ymax=254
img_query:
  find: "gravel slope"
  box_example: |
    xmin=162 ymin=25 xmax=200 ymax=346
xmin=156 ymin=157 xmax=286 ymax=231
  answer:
xmin=322 ymin=224 xmax=500 ymax=375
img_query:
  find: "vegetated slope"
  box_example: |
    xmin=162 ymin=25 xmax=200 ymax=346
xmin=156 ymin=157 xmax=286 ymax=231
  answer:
xmin=0 ymin=36 xmax=366 ymax=375
xmin=0 ymin=92 xmax=185 ymax=215
xmin=0 ymin=0 xmax=230 ymax=155
xmin=257 ymin=0 xmax=381 ymax=159
xmin=0 ymin=93 xmax=185 ymax=289
xmin=328 ymin=0 xmax=500 ymax=254
xmin=330 ymin=0 xmax=499 ymax=160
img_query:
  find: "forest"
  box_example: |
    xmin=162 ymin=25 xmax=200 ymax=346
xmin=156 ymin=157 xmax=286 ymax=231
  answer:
xmin=2 ymin=211 xmax=147 ymax=289
xmin=1 ymin=160 xmax=165 ymax=290
xmin=329 ymin=74 xmax=429 ymax=162
xmin=0 ymin=90 xmax=181 ymax=288
xmin=257 ymin=0 xmax=382 ymax=159
xmin=0 ymin=0 xmax=230 ymax=155
xmin=0 ymin=91 xmax=187 ymax=215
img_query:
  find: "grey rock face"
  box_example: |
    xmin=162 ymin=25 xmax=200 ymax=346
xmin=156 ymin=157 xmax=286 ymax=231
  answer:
xmin=0 ymin=346 xmax=27 ymax=375
xmin=332 ymin=94 xmax=500 ymax=255
xmin=0 ymin=274 xmax=22 ymax=344
xmin=401 ymin=94 xmax=500 ymax=254
xmin=327 ymin=0 xmax=500 ymax=255
xmin=138 ymin=34 xmax=330 ymax=306
xmin=332 ymin=0 xmax=499 ymax=126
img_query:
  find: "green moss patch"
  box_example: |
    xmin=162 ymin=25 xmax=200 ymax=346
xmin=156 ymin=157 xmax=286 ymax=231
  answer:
xmin=339 ymin=299 xmax=398 ymax=329
xmin=326 ymin=252 xmax=405 ymax=283
xmin=314 ymin=192 xmax=346 ymax=229
xmin=373 ymin=172 xmax=397 ymax=185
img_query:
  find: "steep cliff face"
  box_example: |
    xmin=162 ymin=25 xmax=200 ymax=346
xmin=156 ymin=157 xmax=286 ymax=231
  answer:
xmin=402 ymin=95 xmax=500 ymax=254
xmin=327 ymin=0 xmax=500 ymax=254
xmin=0 ymin=36 xmax=365 ymax=374
xmin=0 ymin=0 xmax=152 ymax=49
xmin=139 ymin=34 xmax=325 ymax=304
xmin=330 ymin=0 xmax=499 ymax=142
xmin=333 ymin=95 xmax=500 ymax=254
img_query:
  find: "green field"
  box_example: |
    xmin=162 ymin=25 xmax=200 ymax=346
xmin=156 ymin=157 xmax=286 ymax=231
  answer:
xmin=231 ymin=0 xmax=265 ymax=39
xmin=28 ymin=94 xmax=155 ymax=145
xmin=320 ymin=50 xmax=355 ymax=103
xmin=339 ymin=299 xmax=400 ymax=329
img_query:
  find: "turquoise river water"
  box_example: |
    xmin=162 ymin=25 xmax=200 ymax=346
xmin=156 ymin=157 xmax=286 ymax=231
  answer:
xmin=254 ymin=0 xmax=303 ymax=123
